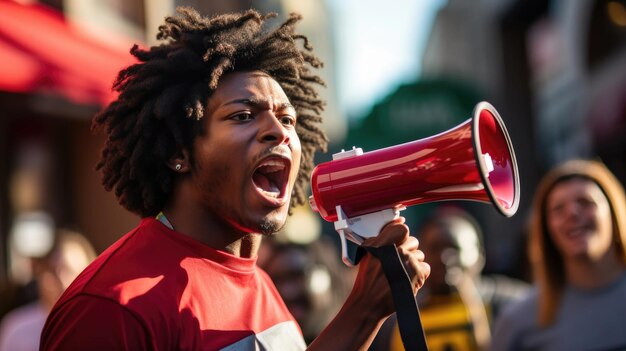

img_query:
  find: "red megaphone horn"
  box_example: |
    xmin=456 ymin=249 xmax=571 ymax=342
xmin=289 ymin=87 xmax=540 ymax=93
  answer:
xmin=309 ymin=101 xmax=520 ymax=266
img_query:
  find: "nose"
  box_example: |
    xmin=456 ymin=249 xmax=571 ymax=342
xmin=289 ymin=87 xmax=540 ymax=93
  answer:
xmin=563 ymin=201 xmax=583 ymax=219
xmin=258 ymin=112 xmax=290 ymax=145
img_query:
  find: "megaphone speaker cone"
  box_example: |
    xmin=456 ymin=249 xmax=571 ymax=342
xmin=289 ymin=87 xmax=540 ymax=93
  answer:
xmin=472 ymin=102 xmax=520 ymax=217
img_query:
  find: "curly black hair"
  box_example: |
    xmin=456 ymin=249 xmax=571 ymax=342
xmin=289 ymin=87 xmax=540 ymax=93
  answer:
xmin=92 ymin=7 xmax=328 ymax=217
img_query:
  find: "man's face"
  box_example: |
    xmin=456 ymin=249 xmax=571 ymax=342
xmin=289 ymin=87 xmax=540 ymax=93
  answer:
xmin=420 ymin=218 xmax=481 ymax=295
xmin=546 ymin=178 xmax=613 ymax=260
xmin=420 ymin=224 xmax=457 ymax=295
xmin=189 ymin=71 xmax=301 ymax=236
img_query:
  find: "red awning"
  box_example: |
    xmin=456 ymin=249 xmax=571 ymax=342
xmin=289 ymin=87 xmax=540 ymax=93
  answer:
xmin=0 ymin=0 xmax=138 ymax=106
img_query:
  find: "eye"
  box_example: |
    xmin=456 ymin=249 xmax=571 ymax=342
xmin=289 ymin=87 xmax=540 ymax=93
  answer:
xmin=577 ymin=197 xmax=596 ymax=208
xmin=548 ymin=204 xmax=564 ymax=216
xmin=230 ymin=112 xmax=253 ymax=122
xmin=279 ymin=115 xmax=296 ymax=126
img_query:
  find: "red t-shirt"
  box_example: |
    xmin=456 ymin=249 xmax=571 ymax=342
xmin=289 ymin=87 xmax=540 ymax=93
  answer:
xmin=40 ymin=218 xmax=305 ymax=350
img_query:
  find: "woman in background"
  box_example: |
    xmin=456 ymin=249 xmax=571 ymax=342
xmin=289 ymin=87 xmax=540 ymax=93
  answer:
xmin=0 ymin=229 xmax=96 ymax=351
xmin=490 ymin=160 xmax=626 ymax=351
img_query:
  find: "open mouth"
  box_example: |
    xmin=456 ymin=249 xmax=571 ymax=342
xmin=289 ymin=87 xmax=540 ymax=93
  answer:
xmin=565 ymin=225 xmax=593 ymax=239
xmin=252 ymin=157 xmax=290 ymax=201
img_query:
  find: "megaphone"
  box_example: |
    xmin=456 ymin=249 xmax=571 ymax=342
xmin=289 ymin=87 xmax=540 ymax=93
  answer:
xmin=309 ymin=101 xmax=520 ymax=266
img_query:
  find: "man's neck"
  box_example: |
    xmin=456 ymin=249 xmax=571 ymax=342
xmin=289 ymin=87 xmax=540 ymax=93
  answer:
xmin=224 ymin=233 xmax=262 ymax=258
xmin=160 ymin=205 xmax=262 ymax=259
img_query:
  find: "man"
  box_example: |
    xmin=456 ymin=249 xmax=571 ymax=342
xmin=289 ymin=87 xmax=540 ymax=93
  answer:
xmin=40 ymin=8 xmax=430 ymax=350
xmin=410 ymin=207 xmax=528 ymax=351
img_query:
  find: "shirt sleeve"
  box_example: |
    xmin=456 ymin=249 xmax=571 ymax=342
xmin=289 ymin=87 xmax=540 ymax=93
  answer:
xmin=40 ymin=295 xmax=153 ymax=351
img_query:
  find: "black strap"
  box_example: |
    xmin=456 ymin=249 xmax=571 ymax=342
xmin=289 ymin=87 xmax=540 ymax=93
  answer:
xmin=362 ymin=245 xmax=429 ymax=351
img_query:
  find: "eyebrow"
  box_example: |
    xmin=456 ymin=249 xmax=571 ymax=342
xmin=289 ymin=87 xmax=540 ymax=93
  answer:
xmin=225 ymin=98 xmax=295 ymax=111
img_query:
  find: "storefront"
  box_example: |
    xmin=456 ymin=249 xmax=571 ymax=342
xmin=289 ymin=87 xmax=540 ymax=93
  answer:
xmin=0 ymin=1 xmax=138 ymax=299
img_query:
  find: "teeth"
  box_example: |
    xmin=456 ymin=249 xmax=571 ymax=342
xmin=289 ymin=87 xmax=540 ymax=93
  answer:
xmin=262 ymin=165 xmax=284 ymax=173
xmin=260 ymin=187 xmax=280 ymax=198
xmin=259 ymin=159 xmax=286 ymax=169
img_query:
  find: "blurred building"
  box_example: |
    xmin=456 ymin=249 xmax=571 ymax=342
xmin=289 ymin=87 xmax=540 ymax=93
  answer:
xmin=420 ymin=0 xmax=626 ymax=277
xmin=0 ymin=0 xmax=343 ymax=294
xmin=0 ymin=0 xmax=141 ymax=294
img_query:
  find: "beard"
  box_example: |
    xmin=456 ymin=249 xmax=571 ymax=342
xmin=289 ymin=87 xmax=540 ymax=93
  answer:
xmin=259 ymin=217 xmax=284 ymax=236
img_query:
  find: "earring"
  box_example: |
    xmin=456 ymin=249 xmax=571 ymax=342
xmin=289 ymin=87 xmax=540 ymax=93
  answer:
xmin=175 ymin=164 xmax=182 ymax=171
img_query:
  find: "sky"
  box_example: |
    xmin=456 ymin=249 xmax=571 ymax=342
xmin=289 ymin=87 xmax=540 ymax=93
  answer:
xmin=326 ymin=0 xmax=448 ymax=119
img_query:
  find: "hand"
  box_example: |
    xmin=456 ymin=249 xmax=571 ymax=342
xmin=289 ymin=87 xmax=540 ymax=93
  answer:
xmin=307 ymin=219 xmax=429 ymax=350
xmin=351 ymin=217 xmax=430 ymax=317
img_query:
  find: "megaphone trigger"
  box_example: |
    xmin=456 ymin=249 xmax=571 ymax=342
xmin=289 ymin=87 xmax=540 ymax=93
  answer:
xmin=334 ymin=205 xmax=406 ymax=266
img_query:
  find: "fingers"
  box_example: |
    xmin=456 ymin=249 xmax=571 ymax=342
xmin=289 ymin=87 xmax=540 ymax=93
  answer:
xmin=395 ymin=236 xmax=430 ymax=292
xmin=361 ymin=218 xmax=431 ymax=292
xmin=350 ymin=218 xmax=431 ymax=318
xmin=362 ymin=217 xmax=409 ymax=248
xmin=411 ymin=254 xmax=431 ymax=291
xmin=401 ymin=235 xmax=419 ymax=252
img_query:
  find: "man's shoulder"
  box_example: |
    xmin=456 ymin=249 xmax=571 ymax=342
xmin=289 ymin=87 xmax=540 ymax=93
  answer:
xmin=57 ymin=219 xmax=186 ymax=309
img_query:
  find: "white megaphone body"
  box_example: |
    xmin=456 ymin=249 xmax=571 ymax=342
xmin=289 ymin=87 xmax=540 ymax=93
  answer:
xmin=308 ymin=101 xmax=520 ymax=266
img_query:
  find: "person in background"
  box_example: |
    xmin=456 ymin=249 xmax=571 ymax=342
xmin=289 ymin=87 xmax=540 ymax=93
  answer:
xmin=258 ymin=236 xmax=354 ymax=344
xmin=371 ymin=206 xmax=529 ymax=351
xmin=40 ymin=8 xmax=430 ymax=350
xmin=0 ymin=229 xmax=96 ymax=351
xmin=490 ymin=159 xmax=626 ymax=351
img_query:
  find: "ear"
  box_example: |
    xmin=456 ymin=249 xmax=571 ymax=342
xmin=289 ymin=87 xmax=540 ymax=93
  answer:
xmin=167 ymin=148 xmax=191 ymax=173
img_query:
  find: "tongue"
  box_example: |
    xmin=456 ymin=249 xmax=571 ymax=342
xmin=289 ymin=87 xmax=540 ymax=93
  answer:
xmin=253 ymin=173 xmax=280 ymax=194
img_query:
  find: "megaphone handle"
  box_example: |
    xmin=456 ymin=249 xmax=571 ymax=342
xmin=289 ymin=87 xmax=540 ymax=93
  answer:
xmin=334 ymin=205 xmax=406 ymax=267
xmin=363 ymin=244 xmax=429 ymax=351
xmin=337 ymin=230 xmax=369 ymax=267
